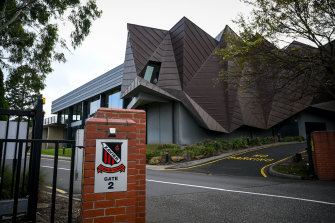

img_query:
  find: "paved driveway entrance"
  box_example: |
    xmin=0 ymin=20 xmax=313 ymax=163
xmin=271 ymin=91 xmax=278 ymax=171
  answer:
xmin=179 ymin=143 xmax=306 ymax=177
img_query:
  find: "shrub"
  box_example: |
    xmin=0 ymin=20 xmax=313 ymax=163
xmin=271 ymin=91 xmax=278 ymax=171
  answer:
xmin=149 ymin=156 xmax=162 ymax=165
xmin=145 ymin=135 xmax=305 ymax=164
xmin=230 ymin=138 xmax=248 ymax=149
xmin=217 ymin=139 xmax=231 ymax=151
xmin=0 ymin=166 xmax=46 ymax=199
xmin=260 ymin=137 xmax=276 ymax=145
xmin=296 ymin=136 xmax=305 ymax=141
xmin=146 ymin=149 xmax=161 ymax=163
xmin=281 ymin=136 xmax=305 ymax=142
xmin=164 ymin=147 xmax=183 ymax=156
xmin=157 ymin=144 xmax=178 ymax=150
xmin=184 ymin=145 xmax=216 ymax=159
xmin=248 ymin=137 xmax=262 ymax=146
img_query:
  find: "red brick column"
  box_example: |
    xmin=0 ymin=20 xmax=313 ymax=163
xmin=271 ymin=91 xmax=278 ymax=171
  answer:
xmin=311 ymin=131 xmax=335 ymax=180
xmin=82 ymin=108 xmax=146 ymax=222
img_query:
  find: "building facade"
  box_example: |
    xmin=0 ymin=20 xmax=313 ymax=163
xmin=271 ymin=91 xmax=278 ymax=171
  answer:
xmin=50 ymin=17 xmax=335 ymax=144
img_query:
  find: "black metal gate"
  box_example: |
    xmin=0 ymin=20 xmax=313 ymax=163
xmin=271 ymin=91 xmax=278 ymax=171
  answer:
xmin=0 ymin=99 xmax=77 ymax=222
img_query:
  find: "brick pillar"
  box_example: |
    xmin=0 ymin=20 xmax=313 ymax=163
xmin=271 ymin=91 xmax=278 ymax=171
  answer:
xmin=311 ymin=131 xmax=335 ymax=180
xmin=82 ymin=108 xmax=146 ymax=222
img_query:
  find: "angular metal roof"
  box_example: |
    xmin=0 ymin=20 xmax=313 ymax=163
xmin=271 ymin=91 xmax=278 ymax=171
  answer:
xmin=121 ymin=17 xmax=317 ymax=133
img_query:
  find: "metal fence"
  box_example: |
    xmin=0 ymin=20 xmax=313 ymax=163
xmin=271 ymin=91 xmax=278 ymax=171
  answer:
xmin=0 ymin=99 xmax=78 ymax=222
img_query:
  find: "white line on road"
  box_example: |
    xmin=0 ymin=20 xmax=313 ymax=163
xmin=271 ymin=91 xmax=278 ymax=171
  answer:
xmin=41 ymin=165 xmax=70 ymax=171
xmin=147 ymin=179 xmax=335 ymax=206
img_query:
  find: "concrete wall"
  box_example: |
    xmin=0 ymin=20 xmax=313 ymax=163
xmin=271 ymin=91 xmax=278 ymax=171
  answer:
xmin=174 ymin=102 xmax=222 ymax=144
xmin=174 ymin=103 xmax=275 ymax=144
xmin=0 ymin=121 xmax=28 ymax=159
xmin=147 ymin=102 xmax=277 ymax=145
xmin=297 ymin=109 xmax=335 ymax=138
xmin=138 ymin=102 xmax=335 ymax=145
xmin=42 ymin=125 xmax=66 ymax=149
xmin=146 ymin=102 xmax=173 ymax=144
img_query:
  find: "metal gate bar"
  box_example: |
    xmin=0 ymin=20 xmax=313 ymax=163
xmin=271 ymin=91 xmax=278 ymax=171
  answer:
xmin=11 ymin=116 xmax=22 ymax=199
xmin=68 ymin=144 xmax=76 ymax=222
xmin=50 ymin=142 xmax=59 ymax=223
xmin=1 ymin=99 xmax=79 ymax=222
xmin=1 ymin=139 xmax=76 ymax=222
xmin=12 ymin=142 xmax=23 ymax=222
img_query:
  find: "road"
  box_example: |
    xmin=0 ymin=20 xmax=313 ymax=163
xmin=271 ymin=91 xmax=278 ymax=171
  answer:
xmin=146 ymin=169 xmax=335 ymax=222
xmin=40 ymin=157 xmax=76 ymax=194
xmin=39 ymin=143 xmax=335 ymax=222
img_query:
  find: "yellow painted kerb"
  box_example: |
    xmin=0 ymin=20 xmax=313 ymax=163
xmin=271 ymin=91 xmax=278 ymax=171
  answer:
xmin=44 ymin=186 xmax=67 ymax=194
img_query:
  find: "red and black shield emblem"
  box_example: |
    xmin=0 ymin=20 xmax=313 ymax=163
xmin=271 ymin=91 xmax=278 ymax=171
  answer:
xmin=102 ymin=142 xmax=123 ymax=165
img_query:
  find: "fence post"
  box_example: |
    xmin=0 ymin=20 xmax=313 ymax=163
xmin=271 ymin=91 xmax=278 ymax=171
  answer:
xmin=27 ymin=99 xmax=43 ymax=221
xmin=82 ymin=108 xmax=146 ymax=223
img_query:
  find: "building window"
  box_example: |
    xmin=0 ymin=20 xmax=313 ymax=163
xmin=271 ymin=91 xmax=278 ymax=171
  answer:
xmin=72 ymin=103 xmax=82 ymax=121
xmin=62 ymin=109 xmax=68 ymax=124
xmin=90 ymin=98 xmax=100 ymax=115
xmin=108 ymin=91 xmax=123 ymax=109
xmin=142 ymin=61 xmax=161 ymax=84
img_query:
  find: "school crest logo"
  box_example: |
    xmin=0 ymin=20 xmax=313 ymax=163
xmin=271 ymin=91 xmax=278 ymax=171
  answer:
xmin=97 ymin=142 xmax=126 ymax=173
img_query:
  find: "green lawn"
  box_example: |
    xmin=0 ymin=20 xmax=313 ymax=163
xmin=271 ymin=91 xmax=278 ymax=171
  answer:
xmin=41 ymin=148 xmax=72 ymax=157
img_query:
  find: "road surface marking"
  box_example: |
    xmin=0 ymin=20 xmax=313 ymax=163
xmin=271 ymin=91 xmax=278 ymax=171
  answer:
xmin=41 ymin=157 xmax=71 ymax=162
xmin=261 ymin=150 xmax=306 ymax=177
xmin=44 ymin=186 xmax=67 ymax=194
xmin=226 ymin=156 xmax=274 ymax=162
xmin=41 ymin=165 xmax=70 ymax=171
xmin=146 ymin=179 xmax=335 ymax=206
xmin=42 ymin=191 xmax=80 ymax=201
xmin=156 ymin=145 xmax=273 ymax=171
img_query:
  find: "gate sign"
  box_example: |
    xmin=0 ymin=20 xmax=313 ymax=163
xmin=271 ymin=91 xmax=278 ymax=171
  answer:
xmin=94 ymin=139 xmax=128 ymax=193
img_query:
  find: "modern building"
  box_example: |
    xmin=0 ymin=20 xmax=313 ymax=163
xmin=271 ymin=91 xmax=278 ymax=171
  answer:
xmin=49 ymin=17 xmax=335 ymax=144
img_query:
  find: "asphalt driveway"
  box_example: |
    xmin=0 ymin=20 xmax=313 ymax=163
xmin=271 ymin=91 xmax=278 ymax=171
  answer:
xmin=177 ymin=143 xmax=306 ymax=177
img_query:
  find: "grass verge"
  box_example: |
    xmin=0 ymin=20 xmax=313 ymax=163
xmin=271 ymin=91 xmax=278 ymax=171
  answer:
xmin=41 ymin=148 xmax=72 ymax=157
xmin=273 ymin=162 xmax=310 ymax=179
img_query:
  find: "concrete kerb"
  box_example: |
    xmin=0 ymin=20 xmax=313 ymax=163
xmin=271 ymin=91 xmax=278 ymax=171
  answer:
xmin=268 ymin=163 xmax=302 ymax=180
xmin=146 ymin=141 xmax=306 ymax=170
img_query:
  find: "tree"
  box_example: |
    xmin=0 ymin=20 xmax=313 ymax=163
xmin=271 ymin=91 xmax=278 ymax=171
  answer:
xmin=5 ymin=65 xmax=43 ymax=110
xmin=0 ymin=0 xmax=102 ymax=109
xmin=0 ymin=69 xmax=9 ymax=120
xmin=216 ymin=0 xmax=335 ymax=102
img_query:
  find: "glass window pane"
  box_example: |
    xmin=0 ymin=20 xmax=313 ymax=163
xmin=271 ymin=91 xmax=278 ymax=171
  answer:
xmin=144 ymin=66 xmax=154 ymax=82
xmin=90 ymin=99 xmax=100 ymax=115
xmin=108 ymin=91 xmax=123 ymax=109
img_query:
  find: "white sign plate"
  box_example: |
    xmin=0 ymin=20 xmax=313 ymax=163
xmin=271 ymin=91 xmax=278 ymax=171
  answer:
xmin=94 ymin=139 xmax=128 ymax=193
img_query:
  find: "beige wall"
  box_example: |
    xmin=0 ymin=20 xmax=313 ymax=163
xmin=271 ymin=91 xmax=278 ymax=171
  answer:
xmin=42 ymin=126 xmax=66 ymax=149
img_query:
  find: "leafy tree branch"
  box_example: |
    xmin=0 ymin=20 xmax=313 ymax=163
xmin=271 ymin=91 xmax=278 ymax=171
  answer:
xmin=0 ymin=0 xmax=102 ymax=110
xmin=216 ymin=0 xmax=335 ymax=104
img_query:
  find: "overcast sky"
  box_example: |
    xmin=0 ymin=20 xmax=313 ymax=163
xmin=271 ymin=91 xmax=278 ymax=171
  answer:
xmin=42 ymin=0 xmax=252 ymax=116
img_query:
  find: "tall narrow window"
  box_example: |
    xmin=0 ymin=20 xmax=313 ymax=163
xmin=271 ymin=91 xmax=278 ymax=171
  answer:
xmin=142 ymin=61 xmax=161 ymax=84
xmin=108 ymin=91 xmax=123 ymax=109
xmin=90 ymin=98 xmax=100 ymax=115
